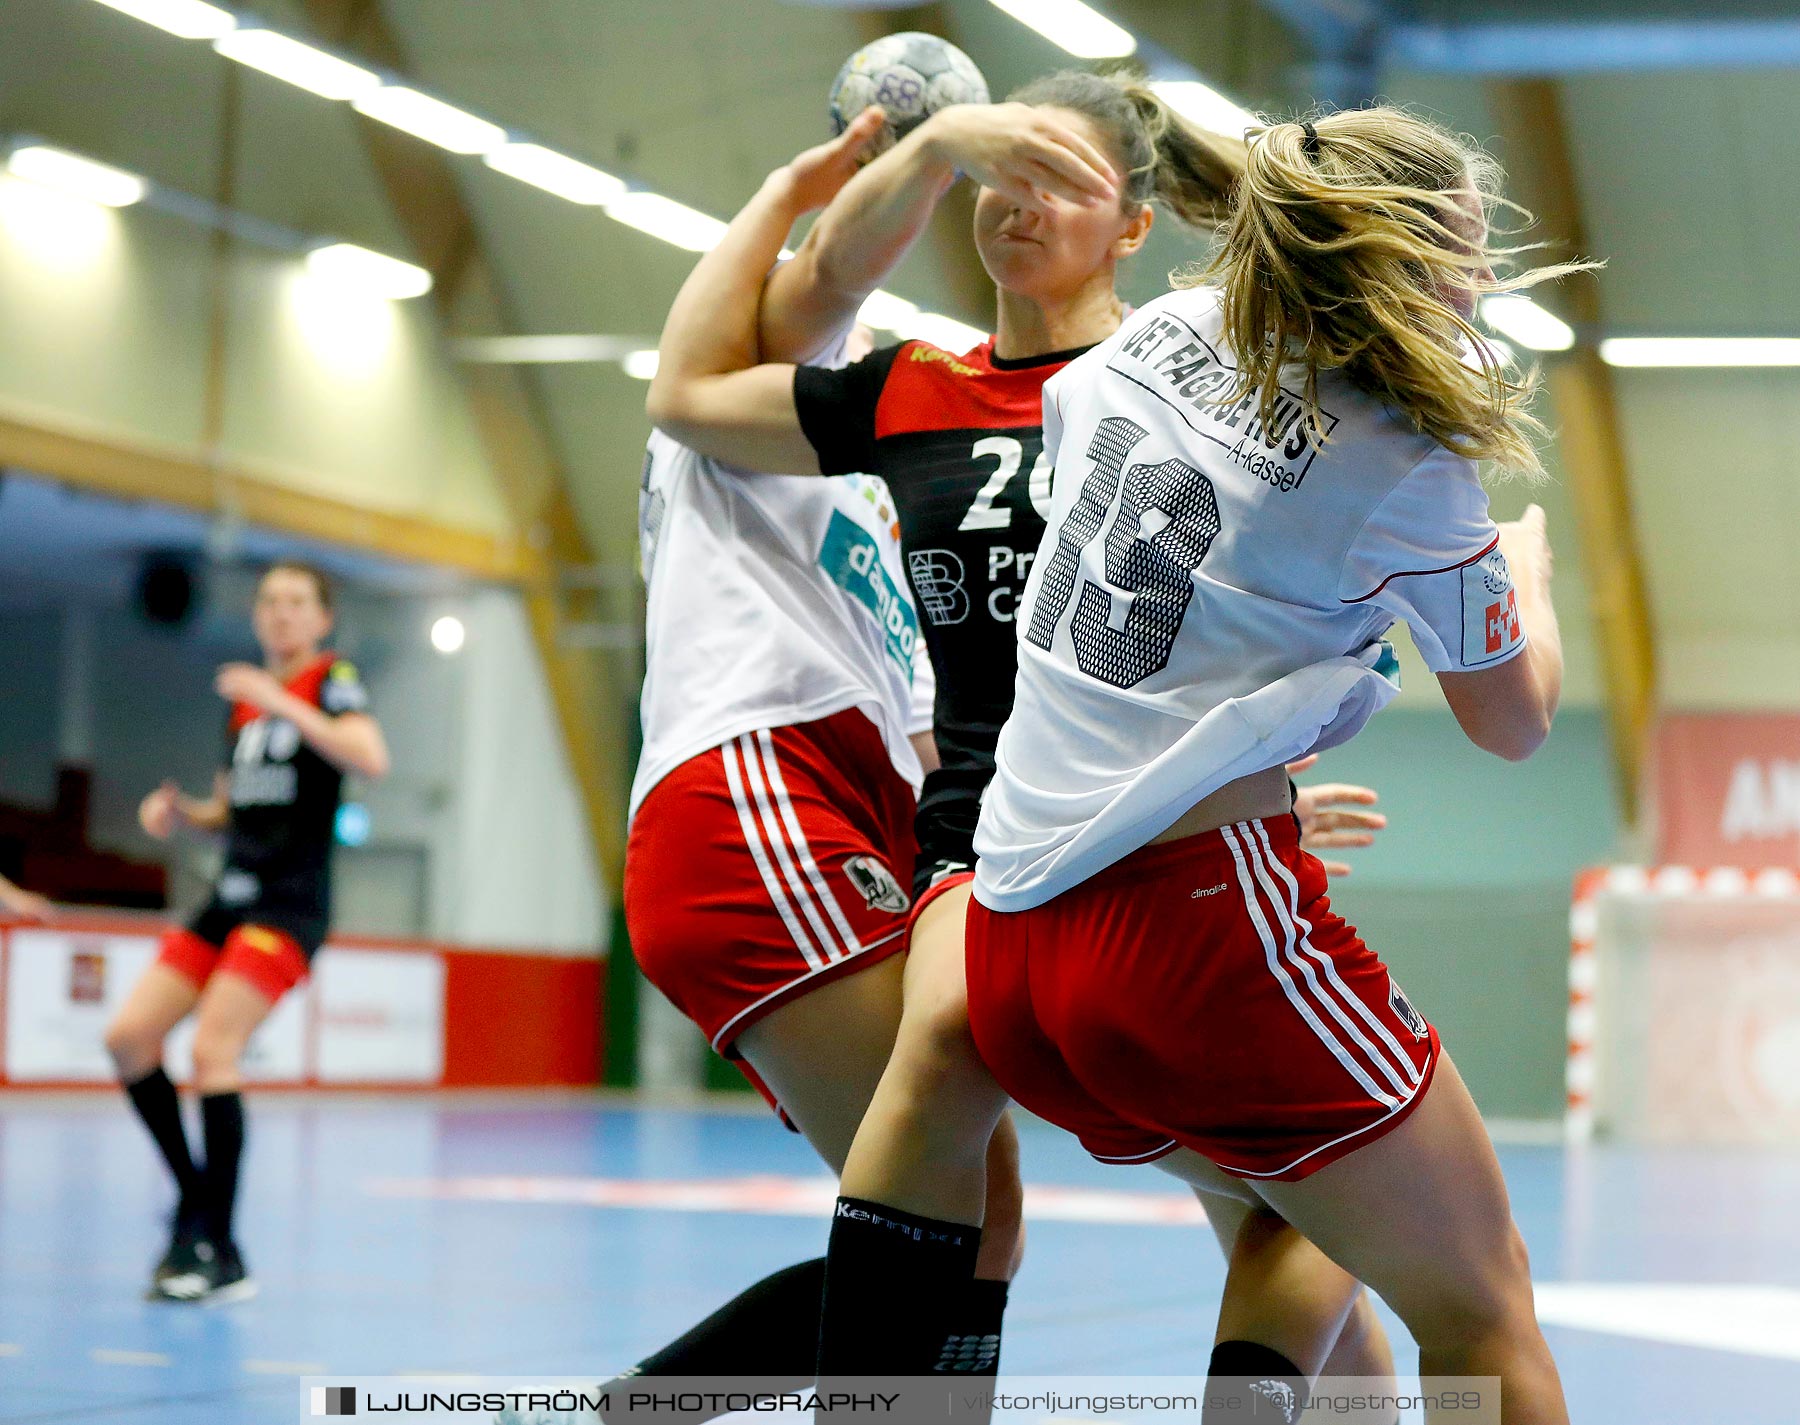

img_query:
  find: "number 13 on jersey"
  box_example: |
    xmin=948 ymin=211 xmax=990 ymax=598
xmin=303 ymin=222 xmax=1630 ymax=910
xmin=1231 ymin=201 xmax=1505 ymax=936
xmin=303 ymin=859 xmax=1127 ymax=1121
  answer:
xmin=1024 ymin=417 xmax=1222 ymax=690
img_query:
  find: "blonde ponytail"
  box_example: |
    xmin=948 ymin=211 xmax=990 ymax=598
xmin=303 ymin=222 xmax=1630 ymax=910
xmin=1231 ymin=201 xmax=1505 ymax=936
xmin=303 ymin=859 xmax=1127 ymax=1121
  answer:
xmin=1191 ymin=107 xmax=1597 ymax=479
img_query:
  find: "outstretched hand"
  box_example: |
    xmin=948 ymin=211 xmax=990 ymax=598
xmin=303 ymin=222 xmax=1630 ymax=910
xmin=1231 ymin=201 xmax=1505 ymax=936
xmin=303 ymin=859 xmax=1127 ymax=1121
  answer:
xmin=1287 ymin=754 xmax=1386 ymax=878
xmin=776 ymin=107 xmax=892 ymax=213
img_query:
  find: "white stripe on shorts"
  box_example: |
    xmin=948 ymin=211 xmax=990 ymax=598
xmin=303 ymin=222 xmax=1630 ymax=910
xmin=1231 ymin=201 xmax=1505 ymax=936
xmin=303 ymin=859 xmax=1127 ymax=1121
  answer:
xmin=1222 ymin=822 xmax=1401 ymax=1111
xmin=721 ymin=739 xmax=825 ymax=972
xmin=1252 ymin=819 xmax=1420 ymax=1090
xmin=754 ymin=728 xmax=863 ymax=958
xmin=736 ymin=734 xmax=849 ymax=963
xmin=1242 ymin=823 xmax=1417 ymax=1099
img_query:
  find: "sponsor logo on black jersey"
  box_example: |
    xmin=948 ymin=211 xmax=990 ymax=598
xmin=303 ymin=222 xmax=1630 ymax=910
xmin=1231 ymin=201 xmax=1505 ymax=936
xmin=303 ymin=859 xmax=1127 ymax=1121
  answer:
xmin=908 ymin=548 xmax=970 ymax=626
xmin=843 ymin=855 xmax=910 ymax=914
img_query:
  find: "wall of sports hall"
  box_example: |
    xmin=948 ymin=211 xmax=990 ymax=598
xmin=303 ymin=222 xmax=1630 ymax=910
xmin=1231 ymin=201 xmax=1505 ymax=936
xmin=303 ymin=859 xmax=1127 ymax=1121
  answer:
xmin=0 ymin=0 xmax=1792 ymax=1123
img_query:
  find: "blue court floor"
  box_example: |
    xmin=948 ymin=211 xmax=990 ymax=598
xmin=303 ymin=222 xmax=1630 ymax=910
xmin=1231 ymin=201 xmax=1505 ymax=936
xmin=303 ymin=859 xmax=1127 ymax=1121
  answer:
xmin=1 ymin=1092 xmax=1795 ymax=1423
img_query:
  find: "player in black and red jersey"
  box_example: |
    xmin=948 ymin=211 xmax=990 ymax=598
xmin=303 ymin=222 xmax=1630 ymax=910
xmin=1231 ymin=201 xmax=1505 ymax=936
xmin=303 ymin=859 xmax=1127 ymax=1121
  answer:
xmin=650 ymin=71 xmax=1395 ymax=1416
xmin=105 ymin=561 xmax=389 ymax=1303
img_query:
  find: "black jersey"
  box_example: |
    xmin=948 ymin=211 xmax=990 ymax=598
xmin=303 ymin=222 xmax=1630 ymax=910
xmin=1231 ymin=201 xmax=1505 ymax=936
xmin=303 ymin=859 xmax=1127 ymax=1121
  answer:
xmin=794 ymin=337 xmax=1093 ymax=887
xmin=199 ymin=654 xmax=368 ymax=953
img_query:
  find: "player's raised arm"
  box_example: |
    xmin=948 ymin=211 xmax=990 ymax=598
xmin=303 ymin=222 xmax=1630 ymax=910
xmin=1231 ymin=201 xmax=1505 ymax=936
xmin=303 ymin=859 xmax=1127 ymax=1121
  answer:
xmin=646 ymin=111 xmax=888 ymax=474
xmin=761 ymin=103 xmax=1117 ymax=363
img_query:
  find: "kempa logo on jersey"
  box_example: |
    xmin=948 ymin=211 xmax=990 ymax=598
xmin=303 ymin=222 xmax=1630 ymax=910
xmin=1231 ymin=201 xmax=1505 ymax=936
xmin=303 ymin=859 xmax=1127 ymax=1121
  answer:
xmin=1107 ymin=313 xmax=1340 ymax=489
xmin=818 ymin=509 xmax=920 ymax=678
xmin=908 ymin=345 xmax=980 ymax=378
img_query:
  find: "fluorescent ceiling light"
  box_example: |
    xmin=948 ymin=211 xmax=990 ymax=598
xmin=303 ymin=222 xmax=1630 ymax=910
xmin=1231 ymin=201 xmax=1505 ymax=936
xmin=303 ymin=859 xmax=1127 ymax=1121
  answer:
xmin=1150 ymin=81 xmax=1258 ymax=138
xmin=484 ymin=144 xmax=624 ymax=204
xmin=986 ymin=0 xmax=1136 ymax=59
xmin=306 ymin=242 xmax=433 ymax=300
xmin=905 ymin=312 xmax=986 ymax=353
xmin=604 ymin=191 xmax=728 ymax=252
xmin=858 ymin=289 xmax=920 ymax=331
xmin=6 ymin=145 xmax=147 ymax=207
xmin=92 ymin=0 xmax=236 ymax=40
xmin=621 ymin=350 xmax=660 ymax=380
xmin=214 ymin=29 xmax=381 ymax=101
xmin=1481 ymin=294 xmax=1575 ymax=352
xmin=1598 ymin=337 xmax=1800 ymax=368
xmin=354 ymin=87 xmax=506 ymax=155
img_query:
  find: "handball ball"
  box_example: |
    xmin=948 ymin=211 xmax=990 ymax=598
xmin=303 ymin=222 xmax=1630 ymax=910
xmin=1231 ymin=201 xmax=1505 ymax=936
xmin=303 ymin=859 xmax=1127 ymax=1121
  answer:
xmin=829 ymin=32 xmax=990 ymax=154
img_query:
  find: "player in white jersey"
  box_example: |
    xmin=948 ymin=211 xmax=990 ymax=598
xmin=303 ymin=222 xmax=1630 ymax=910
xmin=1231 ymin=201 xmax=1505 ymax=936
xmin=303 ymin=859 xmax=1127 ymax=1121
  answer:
xmin=822 ymin=107 xmax=1582 ymax=1421
xmin=613 ymin=110 xmax=1028 ymax=1402
xmin=650 ymin=74 xmax=1413 ymax=1419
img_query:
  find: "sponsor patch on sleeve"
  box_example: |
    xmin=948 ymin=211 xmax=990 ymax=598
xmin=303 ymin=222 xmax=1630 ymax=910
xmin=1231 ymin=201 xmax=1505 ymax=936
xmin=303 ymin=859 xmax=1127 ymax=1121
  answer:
xmin=1461 ymin=548 xmax=1522 ymax=667
xmin=320 ymin=660 xmax=370 ymax=714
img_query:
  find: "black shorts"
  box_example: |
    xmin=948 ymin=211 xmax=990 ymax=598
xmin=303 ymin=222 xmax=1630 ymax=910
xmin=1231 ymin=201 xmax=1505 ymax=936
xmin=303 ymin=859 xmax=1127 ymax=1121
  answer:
xmin=189 ymin=885 xmax=329 ymax=961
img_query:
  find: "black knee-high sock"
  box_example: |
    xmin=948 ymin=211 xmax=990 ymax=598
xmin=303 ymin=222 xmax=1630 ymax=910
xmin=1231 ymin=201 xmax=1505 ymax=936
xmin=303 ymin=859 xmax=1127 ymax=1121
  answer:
xmin=124 ymin=1067 xmax=201 ymax=1212
xmin=818 ymin=1196 xmax=982 ymax=1378
xmin=199 ymin=1092 xmax=245 ymax=1246
xmin=598 ymin=1258 xmax=826 ymax=1423
xmin=1204 ymin=1341 xmax=1310 ymax=1425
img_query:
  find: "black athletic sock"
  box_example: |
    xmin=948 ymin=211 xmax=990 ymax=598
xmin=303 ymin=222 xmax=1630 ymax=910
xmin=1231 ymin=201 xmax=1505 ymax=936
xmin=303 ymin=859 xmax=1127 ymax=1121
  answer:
xmin=1205 ymin=1340 xmax=1310 ymax=1424
xmin=817 ymin=1196 xmax=981 ymax=1379
xmin=940 ymin=1277 xmax=1008 ymax=1377
xmin=199 ymin=1092 xmax=245 ymax=1247
xmin=124 ymin=1067 xmax=201 ymax=1213
xmin=598 ymin=1258 xmax=826 ymax=1423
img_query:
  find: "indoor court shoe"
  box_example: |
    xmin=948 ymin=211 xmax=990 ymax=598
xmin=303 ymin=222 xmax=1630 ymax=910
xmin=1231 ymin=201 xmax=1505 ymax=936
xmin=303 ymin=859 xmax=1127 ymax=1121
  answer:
xmin=145 ymin=1203 xmax=208 ymax=1299
xmin=199 ymin=1241 xmax=258 ymax=1305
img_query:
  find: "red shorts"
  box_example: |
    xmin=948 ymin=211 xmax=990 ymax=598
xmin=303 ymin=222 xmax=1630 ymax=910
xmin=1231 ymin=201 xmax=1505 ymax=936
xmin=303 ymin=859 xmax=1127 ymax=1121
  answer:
xmin=966 ymin=816 xmax=1438 ymax=1182
xmin=155 ymin=922 xmax=311 ymax=1004
xmin=625 ymin=708 xmax=919 ymax=1080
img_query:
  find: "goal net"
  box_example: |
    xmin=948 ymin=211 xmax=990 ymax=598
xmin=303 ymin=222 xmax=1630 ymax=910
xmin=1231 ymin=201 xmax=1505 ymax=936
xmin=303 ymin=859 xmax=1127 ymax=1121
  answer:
xmin=1568 ymin=865 xmax=1800 ymax=1144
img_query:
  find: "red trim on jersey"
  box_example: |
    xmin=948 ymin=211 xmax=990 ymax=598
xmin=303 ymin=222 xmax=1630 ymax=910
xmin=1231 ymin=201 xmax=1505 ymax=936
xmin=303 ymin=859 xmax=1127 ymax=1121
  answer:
xmin=228 ymin=652 xmax=337 ymax=732
xmin=872 ymin=339 xmax=1081 ymax=440
xmin=1341 ymin=533 xmax=1500 ymax=605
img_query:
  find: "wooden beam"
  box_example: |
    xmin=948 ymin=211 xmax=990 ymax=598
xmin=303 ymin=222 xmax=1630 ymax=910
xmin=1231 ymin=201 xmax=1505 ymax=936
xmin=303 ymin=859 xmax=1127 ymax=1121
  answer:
xmin=1488 ymin=78 xmax=1657 ymax=820
xmin=0 ymin=396 xmax=534 ymax=581
xmin=301 ymin=0 xmax=632 ymax=889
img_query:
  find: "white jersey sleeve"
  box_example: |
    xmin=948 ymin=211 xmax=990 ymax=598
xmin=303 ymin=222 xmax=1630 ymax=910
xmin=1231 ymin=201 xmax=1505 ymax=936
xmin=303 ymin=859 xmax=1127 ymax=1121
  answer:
xmin=1338 ymin=447 xmax=1524 ymax=673
xmin=908 ymin=638 xmax=937 ymax=737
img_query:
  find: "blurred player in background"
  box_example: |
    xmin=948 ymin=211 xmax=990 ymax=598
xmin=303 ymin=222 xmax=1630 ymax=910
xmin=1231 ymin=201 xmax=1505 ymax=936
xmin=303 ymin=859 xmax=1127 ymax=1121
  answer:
xmin=649 ymin=72 xmax=1395 ymax=1413
xmin=104 ymin=562 xmax=388 ymax=1304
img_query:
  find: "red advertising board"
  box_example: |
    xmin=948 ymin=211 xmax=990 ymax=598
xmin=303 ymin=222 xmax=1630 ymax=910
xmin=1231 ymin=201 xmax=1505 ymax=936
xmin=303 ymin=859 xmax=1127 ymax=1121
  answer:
xmin=1654 ymin=713 xmax=1800 ymax=867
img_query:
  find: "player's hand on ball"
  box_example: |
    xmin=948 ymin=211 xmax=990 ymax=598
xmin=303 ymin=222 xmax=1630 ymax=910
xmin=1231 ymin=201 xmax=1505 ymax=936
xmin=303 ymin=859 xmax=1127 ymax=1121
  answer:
xmin=139 ymin=780 xmax=180 ymax=840
xmin=215 ymin=662 xmax=288 ymax=714
xmin=778 ymin=107 xmax=890 ymax=212
xmin=1288 ymin=755 xmax=1386 ymax=878
xmin=1497 ymin=503 xmax=1552 ymax=591
xmin=922 ymin=102 xmax=1118 ymax=212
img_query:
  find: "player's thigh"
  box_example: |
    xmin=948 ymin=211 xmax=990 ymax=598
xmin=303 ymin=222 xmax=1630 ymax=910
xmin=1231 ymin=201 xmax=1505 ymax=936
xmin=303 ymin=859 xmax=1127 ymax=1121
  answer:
xmin=895 ymin=881 xmax=1010 ymax=1125
xmin=736 ymin=951 xmax=907 ymax=1173
xmin=191 ymin=969 xmax=281 ymax=1061
xmin=107 ymin=962 xmax=203 ymax=1051
xmin=1246 ymin=1052 xmax=1529 ymax=1333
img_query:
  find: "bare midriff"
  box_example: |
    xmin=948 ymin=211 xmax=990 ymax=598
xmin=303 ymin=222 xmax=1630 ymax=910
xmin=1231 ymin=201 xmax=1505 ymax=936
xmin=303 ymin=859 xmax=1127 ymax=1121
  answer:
xmin=1149 ymin=764 xmax=1292 ymax=845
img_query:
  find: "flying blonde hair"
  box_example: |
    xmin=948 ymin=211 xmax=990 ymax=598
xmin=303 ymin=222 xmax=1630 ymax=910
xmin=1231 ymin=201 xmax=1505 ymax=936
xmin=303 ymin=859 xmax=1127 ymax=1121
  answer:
xmin=1189 ymin=107 xmax=1597 ymax=479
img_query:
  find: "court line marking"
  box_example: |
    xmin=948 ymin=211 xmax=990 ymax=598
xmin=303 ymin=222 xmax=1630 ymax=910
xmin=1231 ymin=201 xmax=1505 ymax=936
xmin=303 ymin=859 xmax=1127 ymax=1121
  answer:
xmin=0 ymin=1343 xmax=21 ymax=1357
xmin=363 ymin=1175 xmax=1211 ymax=1226
xmin=89 ymin=1348 xmax=172 ymax=1367
xmin=1535 ymin=1283 xmax=1800 ymax=1362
